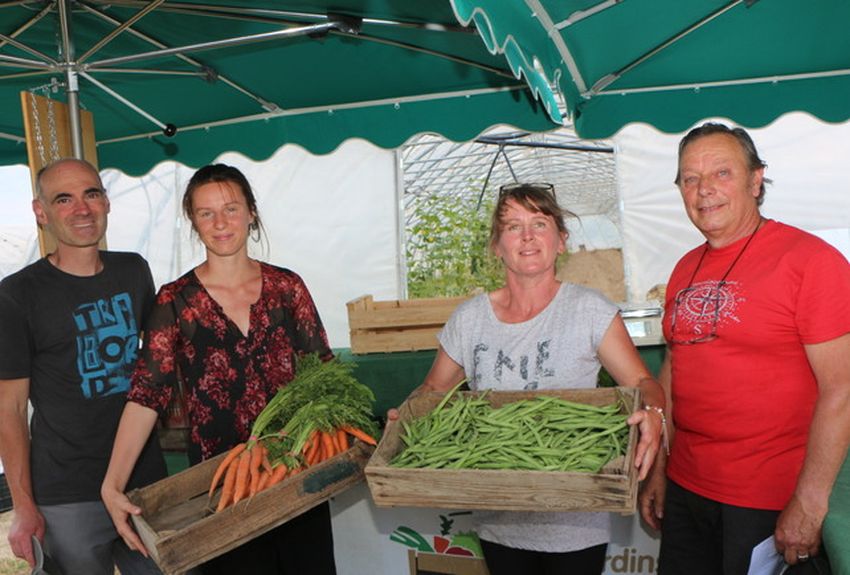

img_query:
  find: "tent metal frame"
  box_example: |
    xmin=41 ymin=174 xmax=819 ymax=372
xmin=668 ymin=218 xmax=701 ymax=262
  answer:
xmin=0 ymin=0 xmax=504 ymax=157
xmin=402 ymin=126 xmax=618 ymax=226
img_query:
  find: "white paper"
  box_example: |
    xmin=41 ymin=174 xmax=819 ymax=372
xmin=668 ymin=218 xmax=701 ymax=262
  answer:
xmin=748 ymin=536 xmax=787 ymax=575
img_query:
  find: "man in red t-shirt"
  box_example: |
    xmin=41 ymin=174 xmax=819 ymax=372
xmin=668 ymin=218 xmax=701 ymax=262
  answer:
xmin=639 ymin=123 xmax=850 ymax=574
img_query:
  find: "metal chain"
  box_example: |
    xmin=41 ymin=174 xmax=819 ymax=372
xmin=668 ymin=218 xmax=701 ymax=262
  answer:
xmin=29 ymin=91 xmax=46 ymax=166
xmin=46 ymin=96 xmax=60 ymax=162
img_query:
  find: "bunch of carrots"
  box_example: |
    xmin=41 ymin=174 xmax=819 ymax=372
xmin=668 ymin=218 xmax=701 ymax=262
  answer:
xmin=208 ymin=354 xmax=380 ymax=512
xmin=301 ymin=425 xmax=377 ymax=467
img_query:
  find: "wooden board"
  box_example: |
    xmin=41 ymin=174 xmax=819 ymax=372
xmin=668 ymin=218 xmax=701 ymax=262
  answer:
xmin=346 ymin=295 xmax=470 ymax=354
xmin=20 ymin=91 xmax=100 ymax=257
xmin=366 ymin=388 xmax=639 ymax=514
xmin=409 ymin=550 xmax=490 ymax=575
xmin=349 ymin=327 xmax=444 ymax=355
xmin=347 ymin=295 xmax=469 ymax=330
xmin=128 ymin=441 xmax=373 ymax=575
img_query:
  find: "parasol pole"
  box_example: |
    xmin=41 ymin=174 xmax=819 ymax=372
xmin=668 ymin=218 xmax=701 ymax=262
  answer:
xmin=57 ymin=0 xmax=84 ymax=159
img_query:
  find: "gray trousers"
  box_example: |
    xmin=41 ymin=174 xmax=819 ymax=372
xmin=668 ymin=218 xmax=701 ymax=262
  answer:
xmin=39 ymin=501 xmax=162 ymax=575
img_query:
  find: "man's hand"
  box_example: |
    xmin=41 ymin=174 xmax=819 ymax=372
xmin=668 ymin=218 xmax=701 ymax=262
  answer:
xmin=776 ymin=334 xmax=850 ymax=565
xmin=638 ymin=462 xmax=667 ymax=532
xmin=774 ymin=492 xmax=826 ymax=565
xmin=8 ymin=503 xmax=44 ymax=568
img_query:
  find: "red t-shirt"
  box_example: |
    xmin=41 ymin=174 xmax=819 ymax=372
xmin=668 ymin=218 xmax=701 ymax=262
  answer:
xmin=663 ymin=220 xmax=850 ymax=509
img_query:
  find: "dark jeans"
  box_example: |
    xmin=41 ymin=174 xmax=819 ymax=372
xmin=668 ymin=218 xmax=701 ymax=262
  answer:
xmin=659 ymin=480 xmax=830 ymax=575
xmin=200 ymin=502 xmax=336 ymax=575
xmin=480 ymin=539 xmax=607 ymax=575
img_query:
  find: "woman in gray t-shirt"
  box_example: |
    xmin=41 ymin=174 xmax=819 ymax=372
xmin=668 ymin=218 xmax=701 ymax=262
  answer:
xmin=409 ymin=183 xmax=666 ymax=575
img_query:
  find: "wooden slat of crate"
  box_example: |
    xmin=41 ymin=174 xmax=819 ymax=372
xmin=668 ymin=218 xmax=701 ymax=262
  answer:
xmin=409 ymin=550 xmax=491 ymax=575
xmin=128 ymin=441 xmax=373 ymax=575
xmin=347 ymin=295 xmax=468 ymax=330
xmin=347 ymin=295 xmax=469 ymax=354
xmin=365 ymin=388 xmax=639 ymax=514
xmin=349 ymin=326 xmax=443 ymax=354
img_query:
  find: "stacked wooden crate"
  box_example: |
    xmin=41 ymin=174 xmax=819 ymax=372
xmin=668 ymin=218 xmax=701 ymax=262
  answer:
xmin=346 ymin=294 xmax=470 ymax=354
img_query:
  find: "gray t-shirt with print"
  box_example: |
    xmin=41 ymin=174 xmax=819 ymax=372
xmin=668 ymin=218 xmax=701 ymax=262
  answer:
xmin=438 ymin=282 xmax=618 ymax=552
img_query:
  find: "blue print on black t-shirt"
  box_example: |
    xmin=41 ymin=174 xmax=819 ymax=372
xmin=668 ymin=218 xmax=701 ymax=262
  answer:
xmin=73 ymin=292 xmax=138 ymax=399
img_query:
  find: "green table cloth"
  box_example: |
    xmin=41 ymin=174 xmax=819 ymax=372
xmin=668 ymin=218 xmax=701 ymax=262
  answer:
xmin=335 ymin=348 xmax=436 ymax=418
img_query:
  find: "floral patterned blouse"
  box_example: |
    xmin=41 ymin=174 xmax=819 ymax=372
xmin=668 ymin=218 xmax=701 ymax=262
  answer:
xmin=128 ymin=262 xmax=332 ymax=464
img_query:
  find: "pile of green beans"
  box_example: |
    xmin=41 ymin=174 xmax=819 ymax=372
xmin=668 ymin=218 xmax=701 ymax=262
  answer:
xmin=391 ymin=392 xmax=629 ymax=473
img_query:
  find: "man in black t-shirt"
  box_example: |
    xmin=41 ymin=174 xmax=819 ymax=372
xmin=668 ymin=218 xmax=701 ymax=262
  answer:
xmin=0 ymin=158 xmax=166 ymax=574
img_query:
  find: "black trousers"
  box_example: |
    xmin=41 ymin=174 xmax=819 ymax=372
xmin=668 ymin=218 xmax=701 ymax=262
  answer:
xmin=659 ymin=480 xmax=783 ymax=575
xmin=480 ymin=539 xmax=607 ymax=575
xmin=200 ymin=501 xmax=336 ymax=575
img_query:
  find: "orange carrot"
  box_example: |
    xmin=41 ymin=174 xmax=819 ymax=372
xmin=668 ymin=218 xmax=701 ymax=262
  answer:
xmin=254 ymin=441 xmax=266 ymax=464
xmin=253 ymin=469 xmax=271 ymax=497
xmin=328 ymin=429 xmax=340 ymax=453
xmin=330 ymin=430 xmax=341 ymax=454
xmin=267 ymin=464 xmax=289 ymax=487
xmin=208 ymin=442 xmax=247 ymax=499
xmin=216 ymin=455 xmax=240 ymax=512
xmin=310 ymin=432 xmax=331 ymax=465
xmin=336 ymin=427 xmax=349 ymax=452
xmin=232 ymin=451 xmax=252 ymax=505
xmin=310 ymin=429 xmax=321 ymax=454
xmin=320 ymin=431 xmax=336 ymax=461
xmin=342 ymin=425 xmax=377 ymax=446
xmin=307 ymin=444 xmax=320 ymax=466
xmin=261 ymin=449 xmax=273 ymax=475
xmin=248 ymin=443 xmax=264 ymax=497
xmin=304 ymin=429 xmax=320 ymax=463
xmin=259 ymin=469 xmax=272 ymax=490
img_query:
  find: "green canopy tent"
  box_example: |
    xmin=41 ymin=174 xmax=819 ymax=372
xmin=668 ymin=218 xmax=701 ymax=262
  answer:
xmin=0 ymin=1 xmax=557 ymax=176
xmin=450 ymin=0 xmax=850 ymax=138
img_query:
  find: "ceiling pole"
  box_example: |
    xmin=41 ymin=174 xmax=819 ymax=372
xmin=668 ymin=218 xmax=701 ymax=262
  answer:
xmin=58 ymin=0 xmax=84 ymax=159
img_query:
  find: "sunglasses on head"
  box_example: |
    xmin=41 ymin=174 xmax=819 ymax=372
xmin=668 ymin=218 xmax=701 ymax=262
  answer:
xmin=498 ymin=182 xmax=555 ymax=197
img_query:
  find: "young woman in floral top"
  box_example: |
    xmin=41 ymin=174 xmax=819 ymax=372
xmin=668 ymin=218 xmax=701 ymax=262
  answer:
xmin=101 ymin=164 xmax=337 ymax=575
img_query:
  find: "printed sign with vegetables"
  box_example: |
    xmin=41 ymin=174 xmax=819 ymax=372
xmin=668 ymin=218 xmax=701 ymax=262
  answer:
xmin=208 ymin=354 xmax=379 ymax=510
xmin=390 ymin=512 xmax=483 ymax=558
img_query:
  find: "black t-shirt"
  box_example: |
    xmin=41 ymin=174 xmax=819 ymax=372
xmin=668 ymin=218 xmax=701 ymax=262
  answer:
xmin=0 ymin=252 xmax=166 ymax=505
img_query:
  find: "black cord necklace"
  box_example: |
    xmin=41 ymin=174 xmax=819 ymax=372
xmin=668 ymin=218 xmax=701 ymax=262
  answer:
xmin=685 ymin=218 xmax=764 ymax=289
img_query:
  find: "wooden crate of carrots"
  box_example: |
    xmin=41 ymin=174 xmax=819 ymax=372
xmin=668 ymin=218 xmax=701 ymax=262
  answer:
xmin=365 ymin=386 xmax=640 ymax=514
xmin=127 ymin=440 xmax=373 ymax=575
xmin=127 ymin=355 xmax=380 ymax=575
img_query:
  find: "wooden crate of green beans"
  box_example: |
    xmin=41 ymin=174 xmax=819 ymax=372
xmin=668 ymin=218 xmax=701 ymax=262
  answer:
xmin=365 ymin=386 xmax=640 ymax=513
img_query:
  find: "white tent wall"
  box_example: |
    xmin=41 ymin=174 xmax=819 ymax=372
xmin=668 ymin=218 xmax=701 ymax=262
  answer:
xmin=100 ymin=164 xmax=191 ymax=287
xmin=237 ymin=143 xmax=402 ymax=348
xmin=0 ymin=165 xmax=39 ymax=280
xmin=0 ymin=140 xmax=401 ymax=349
xmin=615 ymin=113 xmax=850 ymax=303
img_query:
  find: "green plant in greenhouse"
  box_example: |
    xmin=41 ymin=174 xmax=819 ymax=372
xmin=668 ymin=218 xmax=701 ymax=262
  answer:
xmin=406 ymin=192 xmax=503 ymax=298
